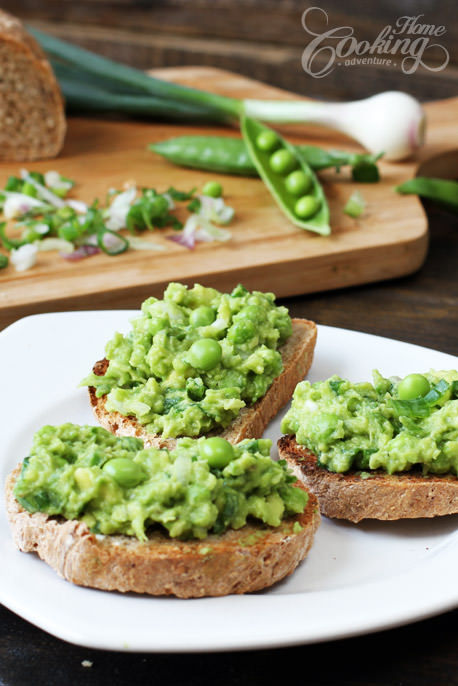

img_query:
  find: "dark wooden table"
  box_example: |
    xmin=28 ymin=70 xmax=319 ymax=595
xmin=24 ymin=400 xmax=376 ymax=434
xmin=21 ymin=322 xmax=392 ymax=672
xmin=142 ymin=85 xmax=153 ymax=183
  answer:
xmin=1 ymin=204 xmax=457 ymax=686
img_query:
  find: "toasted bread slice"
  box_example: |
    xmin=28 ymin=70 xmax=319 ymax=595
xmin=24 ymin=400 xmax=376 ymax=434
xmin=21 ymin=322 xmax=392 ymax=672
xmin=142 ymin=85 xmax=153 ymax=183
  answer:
xmin=0 ymin=10 xmax=66 ymax=161
xmin=278 ymin=435 xmax=458 ymax=523
xmin=5 ymin=465 xmax=320 ymax=597
xmin=88 ymin=318 xmax=317 ymax=449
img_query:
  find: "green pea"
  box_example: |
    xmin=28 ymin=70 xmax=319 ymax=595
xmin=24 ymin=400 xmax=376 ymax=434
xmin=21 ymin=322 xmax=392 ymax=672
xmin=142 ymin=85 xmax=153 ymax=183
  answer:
xmin=199 ymin=437 xmax=234 ymax=469
xmin=237 ymin=305 xmax=262 ymax=322
xmin=294 ymin=195 xmax=321 ymax=219
xmin=188 ymin=338 xmax=222 ymax=370
xmin=397 ymin=374 xmax=430 ymax=400
xmin=255 ymin=129 xmax=279 ymax=153
xmin=202 ymin=180 xmax=223 ymax=198
xmin=269 ymin=149 xmax=297 ymax=175
xmin=285 ymin=170 xmax=313 ymax=196
xmin=190 ymin=305 xmax=216 ymax=327
xmin=0 ymin=254 xmax=8 ymax=269
xmin=103 ymin=458 xmax=146 ymax=488
xmin=228 ymin=318 xmax=256 ymax=343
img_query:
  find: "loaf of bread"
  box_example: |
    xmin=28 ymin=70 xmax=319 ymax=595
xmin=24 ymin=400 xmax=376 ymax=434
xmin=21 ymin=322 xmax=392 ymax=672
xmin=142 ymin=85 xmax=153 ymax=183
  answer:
xmin=0 ymin=10 xmax=66 ymax=160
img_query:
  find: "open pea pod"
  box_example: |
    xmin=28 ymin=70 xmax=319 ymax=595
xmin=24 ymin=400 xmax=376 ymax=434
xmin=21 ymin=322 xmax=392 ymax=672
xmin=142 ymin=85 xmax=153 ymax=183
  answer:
xmin=241 ymin=116 xmax=331 ymax=236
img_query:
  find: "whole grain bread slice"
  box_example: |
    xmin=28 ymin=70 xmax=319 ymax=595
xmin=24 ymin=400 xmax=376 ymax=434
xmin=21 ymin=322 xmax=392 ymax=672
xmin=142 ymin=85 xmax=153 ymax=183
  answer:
xmin=278 ymin=435 xmax=458 ymax=523
xmin=0 ymin=10 xmax=66 ymax=161
xmin=5 ymin=465 xmax=320 ymax=597
xmin=88 ymin=318 xmax=317 ymax=449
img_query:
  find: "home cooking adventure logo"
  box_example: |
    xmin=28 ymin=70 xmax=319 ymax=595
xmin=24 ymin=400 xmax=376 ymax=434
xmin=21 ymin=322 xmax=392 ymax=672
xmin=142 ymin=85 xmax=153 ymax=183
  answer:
xmin=301 ymin=7 xmax=449 ymax=78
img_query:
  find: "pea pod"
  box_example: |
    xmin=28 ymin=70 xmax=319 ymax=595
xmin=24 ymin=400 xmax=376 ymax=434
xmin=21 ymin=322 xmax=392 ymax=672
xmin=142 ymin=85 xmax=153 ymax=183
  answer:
xmin=396 ymin=177 xmax=458 ymax=214
xmin=149 ymin=136 xmax=381 ymax=181
xmin=241 ymin=116 xmax=331 ymax=236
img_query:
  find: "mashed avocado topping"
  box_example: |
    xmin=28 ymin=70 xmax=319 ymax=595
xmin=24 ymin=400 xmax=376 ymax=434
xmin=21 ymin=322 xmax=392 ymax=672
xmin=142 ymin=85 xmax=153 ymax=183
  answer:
xmin=14 ymin=424 xmax=307 ymax=541
xmin=281 ymin=369 xmax=458 ymax=475
xmin=81 ymin=283 xmax=292 ymax=438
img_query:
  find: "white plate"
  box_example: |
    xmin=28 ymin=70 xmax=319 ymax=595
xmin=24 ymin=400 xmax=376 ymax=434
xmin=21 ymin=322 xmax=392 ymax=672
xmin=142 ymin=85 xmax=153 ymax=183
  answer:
xmin=0 ymin=311 xmax=457 ymax=653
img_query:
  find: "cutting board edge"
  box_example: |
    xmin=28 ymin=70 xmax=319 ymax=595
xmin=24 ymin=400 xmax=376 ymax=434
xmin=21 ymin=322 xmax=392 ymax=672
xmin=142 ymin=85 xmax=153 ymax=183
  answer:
xmin=0 ymin=224 xmax=428 ymax=331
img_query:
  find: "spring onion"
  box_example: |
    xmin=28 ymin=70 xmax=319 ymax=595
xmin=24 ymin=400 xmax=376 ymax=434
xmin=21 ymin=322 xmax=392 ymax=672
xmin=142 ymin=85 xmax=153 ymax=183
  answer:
xmin=30 ymin=28 xmax=425 ymax=161
xmin=31 ymin=29 xmax=239 ymax=124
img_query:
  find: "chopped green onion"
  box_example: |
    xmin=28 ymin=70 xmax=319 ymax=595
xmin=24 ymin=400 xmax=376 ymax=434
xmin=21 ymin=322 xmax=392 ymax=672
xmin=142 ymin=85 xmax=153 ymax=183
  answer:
xmin=351 ymin=161 xmax=380 ymax=183
xmin=96 ymin=227 xmax=129 ymax=256
xmin=36 ymin=238 xmax=75 ymax=253
xmin=166 ymin=187 xmax=197 ymax=202
xmin=0 ymin=222 xmax=24 ymax=251
xmin=128 ymin=236 xmax=166 ymax=251
xmin=344 ymin=190 xmax=366 ymax=218
xmin=0 ymin=170 xmax=235 ymax=268
xmin=390 ymin=378 xmax=451 ymax=418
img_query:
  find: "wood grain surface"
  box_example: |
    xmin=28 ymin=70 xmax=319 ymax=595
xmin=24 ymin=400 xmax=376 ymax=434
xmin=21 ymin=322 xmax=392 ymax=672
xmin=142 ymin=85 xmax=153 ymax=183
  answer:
xmin=5 ymin=1 xmax=458 ymax=101
xmin=0 ymin=66 xmax=456 ymax=331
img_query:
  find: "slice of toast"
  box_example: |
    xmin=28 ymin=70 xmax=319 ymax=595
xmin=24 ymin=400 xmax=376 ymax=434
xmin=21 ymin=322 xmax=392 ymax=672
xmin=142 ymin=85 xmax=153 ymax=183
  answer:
xmin=88 ymin=318 xmax=317 ymax=449
xmin=278 ymin=435 xmax=458 ymax=523
xmin=5 ymin=465 xmax=320 ymax=597
xmin=0 ymin=10 xmax=66 ymax=161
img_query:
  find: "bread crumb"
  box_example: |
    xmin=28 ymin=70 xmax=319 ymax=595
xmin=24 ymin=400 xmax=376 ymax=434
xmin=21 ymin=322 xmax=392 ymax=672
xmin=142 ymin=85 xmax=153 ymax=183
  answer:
xmin=81 ymin=660 xmax=93 ymax=668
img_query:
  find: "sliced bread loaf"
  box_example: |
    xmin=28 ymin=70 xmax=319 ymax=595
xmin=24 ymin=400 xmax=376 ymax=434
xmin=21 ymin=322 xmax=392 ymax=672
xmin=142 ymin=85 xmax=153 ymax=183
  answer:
xmin=89 ymin=318 xmax=317 ymax=449
xmin=6 ymin=465 xmax=320 ymax=597
xmin=278 ymin=435 xmax=458 ymax=522
xmin=0 ymin=10 xmax=66 ymax=161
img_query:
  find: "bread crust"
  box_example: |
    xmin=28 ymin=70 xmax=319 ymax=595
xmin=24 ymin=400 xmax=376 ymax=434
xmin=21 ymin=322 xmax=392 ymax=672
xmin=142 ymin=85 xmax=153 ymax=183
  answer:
xmin=5 ymin=465 xmax=320 ymax=597
xmin=278 ymin=435 xmax=458 ymax=523
xmin=0 ymin=10 xmax=66 ymax=161
xmin=88 ymin=318 xmax=317 ymax=449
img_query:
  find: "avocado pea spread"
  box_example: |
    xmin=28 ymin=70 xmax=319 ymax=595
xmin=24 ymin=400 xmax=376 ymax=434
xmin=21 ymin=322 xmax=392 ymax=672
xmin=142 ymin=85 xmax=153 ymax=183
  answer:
xmin=281 ymin=369 xmax=458 ymax=475
xmin=14 ymin=424 xmax=307 ymax=541
xmin=81 ymin=283 xmax=292 ymax=438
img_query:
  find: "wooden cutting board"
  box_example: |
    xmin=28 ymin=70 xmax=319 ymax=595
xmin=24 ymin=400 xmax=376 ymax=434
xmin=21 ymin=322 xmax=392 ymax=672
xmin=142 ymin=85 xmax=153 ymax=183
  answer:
xmin=0 ymin=66 xmax=457 ymax=330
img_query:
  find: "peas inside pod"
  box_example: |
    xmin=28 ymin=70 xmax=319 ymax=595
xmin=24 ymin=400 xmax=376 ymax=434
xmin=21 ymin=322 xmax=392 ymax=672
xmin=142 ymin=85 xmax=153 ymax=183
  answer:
xmin=242 ymin=117 xmax=330 ymax=235
xmin=260 ymin=137 xmax=321 ymax=220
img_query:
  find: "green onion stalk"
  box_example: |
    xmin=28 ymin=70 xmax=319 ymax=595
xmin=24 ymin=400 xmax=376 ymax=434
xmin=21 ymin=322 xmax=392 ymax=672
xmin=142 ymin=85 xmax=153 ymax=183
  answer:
xmin=31 ymin=28 xmax=425 ymax=161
